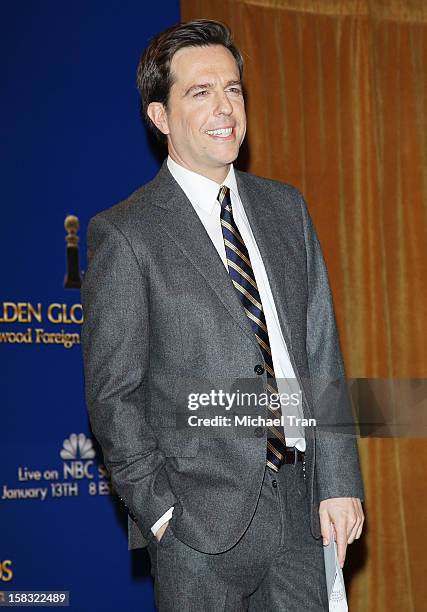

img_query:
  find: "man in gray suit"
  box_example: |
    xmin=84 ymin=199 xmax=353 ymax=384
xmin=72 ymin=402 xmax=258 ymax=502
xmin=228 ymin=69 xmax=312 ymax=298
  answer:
xmin=81 ymin=19 xmax=364 ymax=611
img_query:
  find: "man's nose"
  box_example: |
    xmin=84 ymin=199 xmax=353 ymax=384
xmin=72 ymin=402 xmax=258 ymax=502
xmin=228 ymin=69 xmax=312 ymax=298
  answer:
xmin=214 ymin=92 xmax=233 ymax=116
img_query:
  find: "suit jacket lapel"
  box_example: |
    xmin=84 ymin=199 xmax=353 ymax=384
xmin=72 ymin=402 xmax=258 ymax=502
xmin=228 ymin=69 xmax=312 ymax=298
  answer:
xmin=235 ymin=171 xmax=293 ymax=351
xmin=149 ymin=162 xmax=261 ymax=351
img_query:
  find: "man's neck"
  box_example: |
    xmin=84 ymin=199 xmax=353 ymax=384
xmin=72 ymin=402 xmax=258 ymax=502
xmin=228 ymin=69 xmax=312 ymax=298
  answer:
xmin=167 ymin=155 xmax=231 ymax=185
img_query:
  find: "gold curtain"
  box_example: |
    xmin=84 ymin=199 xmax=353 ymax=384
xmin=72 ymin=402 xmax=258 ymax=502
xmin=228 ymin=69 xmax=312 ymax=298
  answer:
xmin=181 ymin=1 xmax=427 ymax=610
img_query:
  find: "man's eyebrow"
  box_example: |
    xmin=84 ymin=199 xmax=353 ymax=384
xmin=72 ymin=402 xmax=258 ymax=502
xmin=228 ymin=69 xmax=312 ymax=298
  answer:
xmin=225 ymin=80 xmax=242 ymax=89
xmin=183 ymin=80 xmax=242 ymax=97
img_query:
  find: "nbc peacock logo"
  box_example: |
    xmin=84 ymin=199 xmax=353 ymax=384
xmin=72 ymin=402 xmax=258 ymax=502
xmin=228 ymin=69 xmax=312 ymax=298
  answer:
xmin=60 ymin=433 xmax=96 ymax=461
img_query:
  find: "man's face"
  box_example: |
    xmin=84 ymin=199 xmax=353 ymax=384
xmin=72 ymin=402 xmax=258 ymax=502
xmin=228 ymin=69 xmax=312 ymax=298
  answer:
xmin=149 ymin=44 xmax=246 ymax=183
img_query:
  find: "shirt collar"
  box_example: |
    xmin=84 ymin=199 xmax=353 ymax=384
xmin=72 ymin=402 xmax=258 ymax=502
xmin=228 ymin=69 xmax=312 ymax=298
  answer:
xmin=167 ymin=156 xmax=239 ymax=214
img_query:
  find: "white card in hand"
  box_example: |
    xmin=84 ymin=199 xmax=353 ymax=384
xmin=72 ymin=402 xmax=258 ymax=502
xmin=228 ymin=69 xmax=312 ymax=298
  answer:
xmin=323 ymin=523 xmax=348 ymax=611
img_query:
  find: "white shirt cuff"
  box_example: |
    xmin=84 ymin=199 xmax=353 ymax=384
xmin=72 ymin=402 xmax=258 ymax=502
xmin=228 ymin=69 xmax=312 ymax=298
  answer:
xmin=151 ymin=506 xmax=174 ymax=535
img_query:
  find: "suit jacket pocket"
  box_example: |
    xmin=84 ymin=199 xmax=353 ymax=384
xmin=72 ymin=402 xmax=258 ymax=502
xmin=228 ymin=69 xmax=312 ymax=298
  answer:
xmin=156 ymin=429 xmax=199 ymax=457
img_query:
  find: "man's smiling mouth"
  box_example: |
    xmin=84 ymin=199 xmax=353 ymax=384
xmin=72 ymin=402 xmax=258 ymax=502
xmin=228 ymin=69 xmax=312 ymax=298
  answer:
xmin=205 ymin=127 xmax=234 ymax=137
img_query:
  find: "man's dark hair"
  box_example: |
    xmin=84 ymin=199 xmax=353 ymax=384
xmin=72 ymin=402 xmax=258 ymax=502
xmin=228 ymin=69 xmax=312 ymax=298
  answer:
xmin=136 ymin=19 xmax=244 ymax=144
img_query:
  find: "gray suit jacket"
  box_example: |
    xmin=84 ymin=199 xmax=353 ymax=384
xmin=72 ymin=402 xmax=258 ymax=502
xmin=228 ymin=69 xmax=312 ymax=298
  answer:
xmin=81 ymin=160 xmax=364 ymax=553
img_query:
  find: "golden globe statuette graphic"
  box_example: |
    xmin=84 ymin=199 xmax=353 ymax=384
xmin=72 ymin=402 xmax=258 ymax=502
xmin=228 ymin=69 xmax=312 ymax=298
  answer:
xmin=64 ymin=215 xmax=82 ymax=289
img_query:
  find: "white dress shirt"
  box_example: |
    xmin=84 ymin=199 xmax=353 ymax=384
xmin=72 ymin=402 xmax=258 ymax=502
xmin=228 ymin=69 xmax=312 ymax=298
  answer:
xmin=151 ymin=157 xmax=306 ymax=535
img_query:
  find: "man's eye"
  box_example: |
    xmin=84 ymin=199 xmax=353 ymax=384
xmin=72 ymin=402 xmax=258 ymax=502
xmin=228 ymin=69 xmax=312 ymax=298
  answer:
xmin=193 ymin=90 xmax=208 ymax=97
xmin=228 ymin=87 xmax=242 ymax=95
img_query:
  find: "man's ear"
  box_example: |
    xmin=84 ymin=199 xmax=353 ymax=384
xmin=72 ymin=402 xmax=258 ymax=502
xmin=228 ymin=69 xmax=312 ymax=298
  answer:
xmin=147 ymin=102 xmax=170 ymax=135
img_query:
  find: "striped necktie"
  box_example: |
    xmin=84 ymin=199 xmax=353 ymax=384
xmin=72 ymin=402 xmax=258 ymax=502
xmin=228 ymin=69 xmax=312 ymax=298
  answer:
xmin=218 ymin=185 xmax=287 ymax=472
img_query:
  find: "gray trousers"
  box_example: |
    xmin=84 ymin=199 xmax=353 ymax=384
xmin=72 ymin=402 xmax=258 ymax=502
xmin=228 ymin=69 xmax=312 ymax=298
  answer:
xmin=147 ymin=460 xmax=328 ymax=611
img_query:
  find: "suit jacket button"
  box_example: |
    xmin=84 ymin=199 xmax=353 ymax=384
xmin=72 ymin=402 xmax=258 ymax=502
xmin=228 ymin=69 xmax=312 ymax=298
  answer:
xmin=254 ymin=427 xmax=264 ymax=438
xmin=254 ymin=364 xmax=264 ymax=375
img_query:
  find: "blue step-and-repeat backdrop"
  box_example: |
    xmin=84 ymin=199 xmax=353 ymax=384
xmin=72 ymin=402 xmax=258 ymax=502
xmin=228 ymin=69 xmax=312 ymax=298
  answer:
xmin=1 ymin=2 xmax=180 ymax=609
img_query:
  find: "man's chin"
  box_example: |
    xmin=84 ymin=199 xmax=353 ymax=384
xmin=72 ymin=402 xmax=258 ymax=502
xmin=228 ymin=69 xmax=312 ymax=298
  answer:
xmin=210 ymin=150 xmax=240 ymax=167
